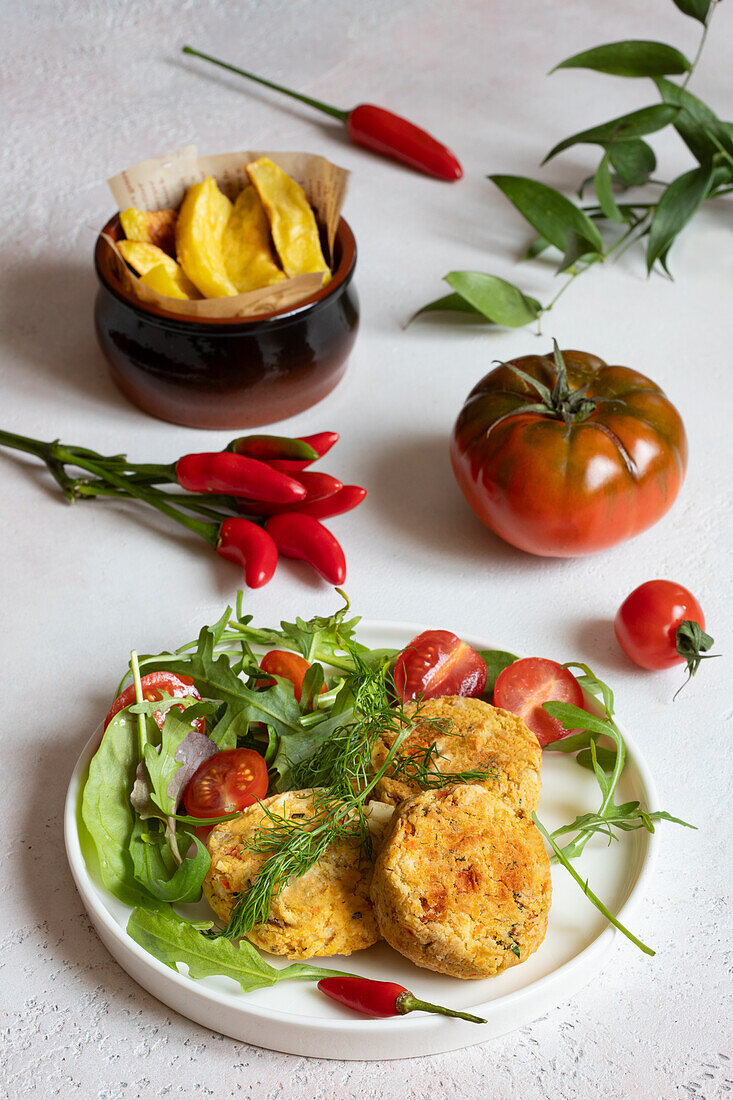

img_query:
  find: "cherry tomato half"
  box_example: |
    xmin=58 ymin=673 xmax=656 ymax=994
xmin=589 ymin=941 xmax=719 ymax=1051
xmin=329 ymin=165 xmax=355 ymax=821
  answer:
xmin=393 ymin=630 xmax=487 ymax=702
xmin=493 ymin=658 xmax=584 ymax=747
xmin=182 ymin=748 xmax=269 ymax=818
xmin=614 ymin=580 xmax=705 ymax=670
xmin=104 ymin=671 xmax=203 ymax=732
xmin=259 ymin=649 xmax=326 ymax=705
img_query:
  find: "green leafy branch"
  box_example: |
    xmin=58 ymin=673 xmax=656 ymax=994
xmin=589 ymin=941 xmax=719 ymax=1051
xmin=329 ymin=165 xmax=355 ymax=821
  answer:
xmin=414 ymin=0 xmax=731 ymax=329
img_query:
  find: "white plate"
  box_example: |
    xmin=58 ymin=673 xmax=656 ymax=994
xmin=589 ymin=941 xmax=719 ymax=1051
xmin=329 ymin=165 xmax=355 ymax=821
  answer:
xmin=64 ymin=620 xmax=658 ymax=1060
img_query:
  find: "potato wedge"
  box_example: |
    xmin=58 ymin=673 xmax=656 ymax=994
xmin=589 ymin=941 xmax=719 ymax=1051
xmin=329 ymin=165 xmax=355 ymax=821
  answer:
xmin=118 ymin=240 xmax=199 ymax=298
xmin=139 ymin=263 xmax=199 ymax=300
xmin=119 ymin=207 xmax=177 ymax=255
xmin=223 ymin=186 xmax=285 ymax=294
xmin=175 ymin=177 xmax=238 ymax=298
xmin=247 ymin=157 xmax=330 ymax=284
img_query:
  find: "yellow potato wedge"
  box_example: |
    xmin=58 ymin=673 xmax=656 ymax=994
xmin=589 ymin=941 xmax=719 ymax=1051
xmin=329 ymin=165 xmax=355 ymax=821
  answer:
xmin=119 ymin=207 xmax=177 ymax=255
xmin=247 ymin=157 xmax=330 ymax=284
xmin=118 ymin=240 xmax=199 ymax=298
xmin=175 ymin=177 xmax=238 ymax=298
xmin=139 ymin=263 xmax=200 ymax=300
xmin=223 ymin=186 xmax=285 ymax=293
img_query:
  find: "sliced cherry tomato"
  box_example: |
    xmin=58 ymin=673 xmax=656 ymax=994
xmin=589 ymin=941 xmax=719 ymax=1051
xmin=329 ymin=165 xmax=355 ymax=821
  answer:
xmin=104 ymin=671 xmax=203 ymax=732
xmin=259 ymin=649 xmax=326 ymax=705
xmin=393 ymin=630 xmax=487 ymax=702
xmin=493 ymin=658 xmax=584 ymax=747
xmin=182 ymin=748 xmax=269 ymax=818
xmin=614 ymin=580 xmax=707 ymax=670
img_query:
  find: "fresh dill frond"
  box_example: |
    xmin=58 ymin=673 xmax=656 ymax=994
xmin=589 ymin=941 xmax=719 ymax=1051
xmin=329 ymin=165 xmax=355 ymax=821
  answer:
xmin=388 ymin=738 xmax=497 ymax=790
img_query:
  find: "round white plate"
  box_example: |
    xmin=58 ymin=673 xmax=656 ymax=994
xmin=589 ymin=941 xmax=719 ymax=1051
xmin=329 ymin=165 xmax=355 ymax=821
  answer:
xmin=64 ymin=620 xmax=658 ymax=1060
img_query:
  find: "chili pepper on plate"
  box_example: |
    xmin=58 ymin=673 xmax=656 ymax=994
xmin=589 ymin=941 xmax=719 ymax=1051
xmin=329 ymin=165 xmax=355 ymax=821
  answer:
xmin=182 ymin=47 xmax=463 ymax=181
xmin=317 ymin=976 xmax=486 ymax=1023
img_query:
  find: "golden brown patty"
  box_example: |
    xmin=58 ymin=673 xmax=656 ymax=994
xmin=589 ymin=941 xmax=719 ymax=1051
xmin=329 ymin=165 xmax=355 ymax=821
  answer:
xmin=371 ymin=696 xmax=541 ymax=814
xmin=370 ymin=784 xmax=551 ymax=979
xmin=203 ymin=790 xmax=389 ymax=960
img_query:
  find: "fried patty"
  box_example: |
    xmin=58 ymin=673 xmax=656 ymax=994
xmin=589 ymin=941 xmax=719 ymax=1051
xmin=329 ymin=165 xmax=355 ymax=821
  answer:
xmin=203 ymin=790 xmax=389 ymax=960
xmin=371 ymin=696 xmax=542 ymax=814
xmin=370 ymin=784 xmax=551 ymax=979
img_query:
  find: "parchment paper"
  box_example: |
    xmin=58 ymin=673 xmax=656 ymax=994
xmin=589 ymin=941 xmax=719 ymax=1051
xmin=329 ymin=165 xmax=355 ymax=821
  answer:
xmin=104 ymin=146 xmax=349 ymax=318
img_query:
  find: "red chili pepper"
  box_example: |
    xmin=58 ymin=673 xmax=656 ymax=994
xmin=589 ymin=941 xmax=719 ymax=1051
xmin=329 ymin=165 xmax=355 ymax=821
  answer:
xmin=216 ymin=518 xmax=278 ymax=588
xmin=225 ymin=434 xmax=319 ymax=462
xmin=182 ymin=49 xmax=462 ymax=181
xmin=292 ymin=484 xmax=367 ymax=520
xmin=265 ymin=513 xmax=346 ymax=584
xmin=176 ymin=452 xmax=306 ymax=504
xmin=317 ymin=977 xmax=486 ymax=1023
xmin=266 ymin=432 xmax=340 ymax=473
xmin=236 ymin=471 xmax=344 ymax=517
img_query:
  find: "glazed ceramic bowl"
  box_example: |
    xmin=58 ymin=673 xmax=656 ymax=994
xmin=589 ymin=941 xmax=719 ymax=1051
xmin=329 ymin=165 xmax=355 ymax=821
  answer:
xmin=93 ymin=215 xmax=359 ymax=429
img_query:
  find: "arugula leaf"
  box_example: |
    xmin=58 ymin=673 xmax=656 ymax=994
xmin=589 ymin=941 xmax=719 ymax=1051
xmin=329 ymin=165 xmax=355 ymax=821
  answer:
xmin=477 ymin=649 xmax=517 ymax=693
xmin=552 ymin=40 xmax=691 ymax=78
xmin=134 ymin=703 xmax=217 ymax=816
xmin=129 ymin=819 xmax=209 ymax=904
xmin=646 ymin=164 xmax=714 ymax=273
xmin=80 ymin=710 xmax=156 ymax=907
xmin=126 ymin=906 xmax=346 ymax=991
xmin=490 ymin=175 xmax=604 ymax=254
xmin=544 ymin=104 xmax=679 ymax=163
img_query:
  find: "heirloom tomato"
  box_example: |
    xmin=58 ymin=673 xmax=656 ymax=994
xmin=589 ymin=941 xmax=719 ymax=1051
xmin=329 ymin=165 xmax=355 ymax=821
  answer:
xmin=450 ymin=346 xmax=687 ymax=557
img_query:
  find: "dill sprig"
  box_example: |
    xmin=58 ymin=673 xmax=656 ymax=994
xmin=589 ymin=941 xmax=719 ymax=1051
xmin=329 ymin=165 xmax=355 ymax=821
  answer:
xmin=387 ymin=738 xmax=496 ymax=791
xmin=221 ymin=653 xmax=414 ymax=940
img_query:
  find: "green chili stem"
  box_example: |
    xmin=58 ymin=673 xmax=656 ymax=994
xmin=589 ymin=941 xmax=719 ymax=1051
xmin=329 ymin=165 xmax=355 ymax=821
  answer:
xmin=182 ymin=46 xmax=350 ymax=122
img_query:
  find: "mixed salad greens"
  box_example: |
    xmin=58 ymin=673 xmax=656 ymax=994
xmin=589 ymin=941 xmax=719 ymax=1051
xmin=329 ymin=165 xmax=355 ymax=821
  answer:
xmin=78 ymin=593 xmax=692 ymax=991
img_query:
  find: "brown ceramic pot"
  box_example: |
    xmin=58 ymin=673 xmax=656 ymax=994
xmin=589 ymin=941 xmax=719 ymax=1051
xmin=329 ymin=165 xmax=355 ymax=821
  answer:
xmin=94 ymin=215 xmax=359 ymax=429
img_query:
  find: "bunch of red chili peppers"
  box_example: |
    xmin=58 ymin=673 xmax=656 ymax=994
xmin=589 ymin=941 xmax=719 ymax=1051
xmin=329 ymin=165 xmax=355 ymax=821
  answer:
xmin=0 ymin=427 xmax=365 ymax=588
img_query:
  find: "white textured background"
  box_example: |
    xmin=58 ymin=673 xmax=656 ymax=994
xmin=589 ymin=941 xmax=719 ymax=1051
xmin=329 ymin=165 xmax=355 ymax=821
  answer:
xmin=1 ymin=0 xmax=732 ymax=1097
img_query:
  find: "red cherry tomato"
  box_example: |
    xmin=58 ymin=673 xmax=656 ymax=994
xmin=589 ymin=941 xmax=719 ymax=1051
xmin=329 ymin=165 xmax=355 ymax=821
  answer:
xmin=182 ymin=748 xmax=269 ymax=818
xmin=393 ymin=630 xmax=487 ymax=702
xmin=105 ymin=671 xmax=203 ymax=732
xmin=259 ymin=649 xmax=326 ymax=705
xmin=614 ymin=580 xmax=705 ymax=670
xmin=493 ymin=658 xmax=584 ymax=747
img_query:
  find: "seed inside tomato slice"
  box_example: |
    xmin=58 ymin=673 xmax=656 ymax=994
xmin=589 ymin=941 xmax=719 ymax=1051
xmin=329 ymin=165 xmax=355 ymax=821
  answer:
xmin=393 ymin=630 xmax=487 ymax=701
xmin=493 ymin=657 xmax=584 ymax=747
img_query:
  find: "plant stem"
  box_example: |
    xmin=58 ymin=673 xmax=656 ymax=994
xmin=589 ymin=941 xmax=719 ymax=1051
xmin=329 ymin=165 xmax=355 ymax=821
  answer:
xmin=682 ymin=3 xmax=715 ymax=89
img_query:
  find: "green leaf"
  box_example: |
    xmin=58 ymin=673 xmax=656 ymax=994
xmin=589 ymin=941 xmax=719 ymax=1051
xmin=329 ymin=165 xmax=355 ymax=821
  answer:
xmin=594 ymin=154 xmax=625 ymax=222
xmin=129 ymin=819 xmax=209 ymax=904
xmin=670 ymin=0 xmax=713 ymax=24
xmin=80 ymin=710 xmax=155 ymax=907
xmin=556 ymin=231 xmax=602 ymax=274
xmin=490 ymin=175 xmax=604 ymax=253
xmin=520 ymin=235 xmax=552 ymax=261
xmin=477 ymin=650 xmax=518 ymax=693
xmin=442 ymin=271 xmax=542 ymax=327
xmin=545 ymin=104 xmax=679 ymax=163
xmin=411 ymin=292 xmax=487 ymax=319
xmin=607 ymin=138 xmax=657 ymax=186
xmin=563 ymin=661 xmax=615 ymax=716
xmin=142 ymin=703 xmax=215 ymax=816
xmin=126 ymin=907 xmax=346 ymax=992
xmin=653 ymin=76 xmax=724 ymax=165
xmin=552 ymin=40 xmax=691 ymax=78
xmin=646 ymin=164 xmax=714 ymax=272
xmin=577 ymin=744 xmax=619 ymax=773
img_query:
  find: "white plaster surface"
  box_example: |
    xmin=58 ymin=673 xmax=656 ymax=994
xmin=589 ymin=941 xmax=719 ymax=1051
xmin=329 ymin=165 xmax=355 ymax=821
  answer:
xmin=1 ymin=0 xmax=732 ymax=1096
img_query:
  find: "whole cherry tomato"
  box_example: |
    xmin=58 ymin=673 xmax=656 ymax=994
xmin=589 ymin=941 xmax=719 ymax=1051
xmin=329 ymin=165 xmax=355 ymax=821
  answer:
xmin=451 ymin=347 xmax=687 ymax=557
xmin=259 ymin=649 xmax=326 ymax=705
xmin=493 ymin=658 xmax=584 ymax=747
xmin=393 ymin=630 xmax=487 ymax=701
xmin=614 ymin=580 xmax=716 ymax=692
xmin=182 ymin=748 xmax=268 ymax=818
xmin=105 ymin=671 xmax=203 ymax=732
